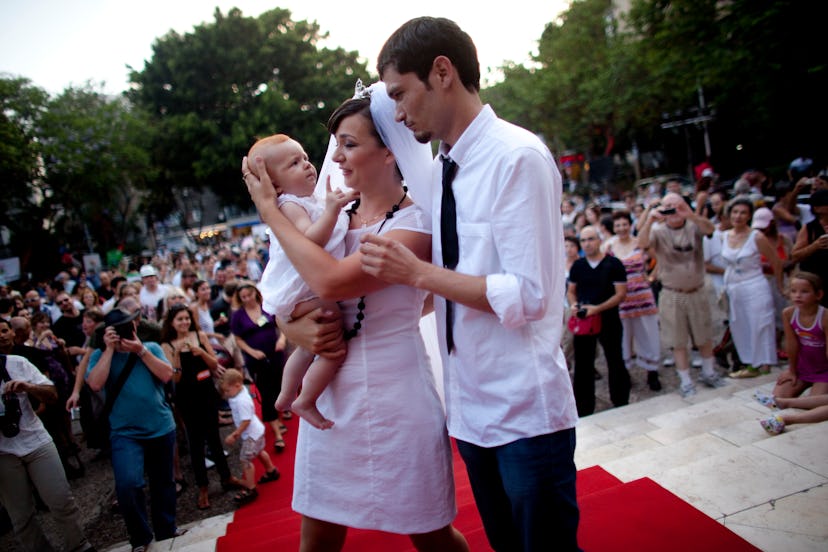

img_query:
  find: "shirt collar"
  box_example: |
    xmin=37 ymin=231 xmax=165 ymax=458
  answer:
xmin=438 ymin=105 xmax=495 ymax=168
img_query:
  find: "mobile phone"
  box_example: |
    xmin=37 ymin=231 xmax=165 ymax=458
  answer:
xmin=576 ymin=308 xmax=588 ymax=319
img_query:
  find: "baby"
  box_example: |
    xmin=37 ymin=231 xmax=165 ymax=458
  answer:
xmin=249 ymin=134 xmax=355 ymax=429
xmin=221 ymin=369 xmax=280 ymax=505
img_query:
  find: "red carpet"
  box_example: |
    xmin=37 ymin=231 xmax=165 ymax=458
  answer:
xmin=217 ymin=401 xmax=759 ymax=551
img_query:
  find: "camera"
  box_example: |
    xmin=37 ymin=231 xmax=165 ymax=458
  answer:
xmin=114 ymin=322 xmax=135 ymax=340
xmin=576 ymin=307 xmax=588 ymax=319
xmin=0 ymin=393 xmax=22 ymax=438
xmin=659 ymin=207 xmax=677 ymax=216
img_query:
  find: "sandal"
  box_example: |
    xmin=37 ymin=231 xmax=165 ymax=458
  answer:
xmin=233 ymin=487 xmax=259 ymax=505
xmin=274 ymin=438 xmax=286 ymax=453
xmin=258 ymin=469 xmax=280 ymax=484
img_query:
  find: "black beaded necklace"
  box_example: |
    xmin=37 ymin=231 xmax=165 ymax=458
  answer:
xmin=343 ymin=185 xmax=408 ymax=341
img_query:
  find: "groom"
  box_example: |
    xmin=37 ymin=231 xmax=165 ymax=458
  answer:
xmin=360 ymin=17 xmax=581 ymax=552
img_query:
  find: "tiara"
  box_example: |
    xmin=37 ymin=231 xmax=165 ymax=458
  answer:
xmin=353 ymin=79 xmax=372 ymax=100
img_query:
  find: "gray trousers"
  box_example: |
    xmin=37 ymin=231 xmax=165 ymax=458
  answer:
xmin=0 ymin=441 xmax=89 ymax=552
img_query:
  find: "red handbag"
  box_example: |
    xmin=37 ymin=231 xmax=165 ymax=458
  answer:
xmin=567 ymin=313 xmax=602 ymax=335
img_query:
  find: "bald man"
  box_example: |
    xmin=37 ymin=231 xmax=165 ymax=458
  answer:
xmin=638 ymin=192 xmax=725 ymax=397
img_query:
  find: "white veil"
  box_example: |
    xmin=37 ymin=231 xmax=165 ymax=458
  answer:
xmin=314 ymin=80 xmax=433 ymax=204
xmin=314 ymin=80 xmax=445 ymax=402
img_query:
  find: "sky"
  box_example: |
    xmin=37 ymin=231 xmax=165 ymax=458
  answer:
xmin=0 ymin=0 xmax=570 ymax=96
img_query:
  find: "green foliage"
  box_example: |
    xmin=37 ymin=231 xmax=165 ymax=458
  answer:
xmin=38 ymin=84 xmax=156 ymax=248
xmin=0 ymin=77 xmax=48 ymax=226
xmin=485 ymin=0 xmax=827 ymax=175
xmin=128 ymin=7 xmax=368 ymax=208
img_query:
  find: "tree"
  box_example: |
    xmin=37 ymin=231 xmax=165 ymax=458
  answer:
xmin=36 ymin=84 xmax=156 ymax=257
xmin=1 ymin=77 xmax=60 ymax=274
xmin=128 ymin=7 xmax=369 ymax=209
xmin=485 ymin=0 xmax=827 ymax=180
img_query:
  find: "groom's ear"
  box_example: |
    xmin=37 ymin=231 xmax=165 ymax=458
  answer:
xmin=432 ymin=56 xmax=454 ymax=89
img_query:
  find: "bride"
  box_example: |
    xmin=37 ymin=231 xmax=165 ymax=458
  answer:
xmin=242 ymin=82 xmax=468 ymax=551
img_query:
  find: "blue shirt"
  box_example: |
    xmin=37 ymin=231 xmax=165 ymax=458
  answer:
xmin=88 ymin=343 xmax=175 ymax=439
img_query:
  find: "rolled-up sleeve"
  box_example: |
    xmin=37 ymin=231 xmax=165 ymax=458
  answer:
xmin=484 ymin=147 xmax=559 ymax=329
xmin=486 ymin=272 xmax=548 ymax=328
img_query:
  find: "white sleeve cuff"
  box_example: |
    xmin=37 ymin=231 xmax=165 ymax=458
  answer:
xmin=485 ymin=273 xmax=526 ymax=329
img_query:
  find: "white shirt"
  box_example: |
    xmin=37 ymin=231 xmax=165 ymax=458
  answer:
xmin=139 ymin=284 xmax=170 ymax=322
xmin=0 ymin=355 xmax=54 ymax=456
xmin=428 ymin=106 xmax=578 ymax=447
xmin=227 ymin=385 xmax=264 ymax=441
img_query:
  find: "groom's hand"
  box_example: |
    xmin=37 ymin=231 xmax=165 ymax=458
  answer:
xmin=359 ymin=234 xmax=424 ymax=287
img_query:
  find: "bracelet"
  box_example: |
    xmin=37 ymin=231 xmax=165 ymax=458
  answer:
xmin=139 ymin=346 xmax=149 ymax=358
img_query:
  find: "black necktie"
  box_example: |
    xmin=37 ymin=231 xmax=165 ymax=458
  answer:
xmin=440 ymin=155 xmax=459 ymax=352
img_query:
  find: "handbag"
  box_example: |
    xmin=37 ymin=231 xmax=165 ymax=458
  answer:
xmin=567 ymin=312 xmax=602 ymax=336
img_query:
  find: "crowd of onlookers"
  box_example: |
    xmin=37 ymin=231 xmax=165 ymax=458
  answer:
xmin=562 ymin=157 xmax=828 ymax=425
xmin=0 ymin=237 xmax=290 ymax=550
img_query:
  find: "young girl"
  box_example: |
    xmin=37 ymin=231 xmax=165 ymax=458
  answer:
xmin=754 ymin=271 xmax=828 ymax=434
xmin=249 ymin=134 xmax=357 ymax=430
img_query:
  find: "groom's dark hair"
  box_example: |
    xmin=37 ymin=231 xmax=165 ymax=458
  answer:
xmin=377 ymin=17 xmax=480 ymax=92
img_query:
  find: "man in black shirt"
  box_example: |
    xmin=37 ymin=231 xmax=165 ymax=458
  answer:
xmin=567 ymin=226 xmax=630 ymax=416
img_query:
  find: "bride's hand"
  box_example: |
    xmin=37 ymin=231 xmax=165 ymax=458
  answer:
xmin=241 ymin=156 xmax=277 ymax=212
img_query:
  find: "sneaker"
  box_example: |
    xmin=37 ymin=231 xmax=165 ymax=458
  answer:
xmin=647 ymin=371 xmax=662 ymax=391
xmin=729 ymin=366 xmax=759 ymax=379
xmin=753 ymin=391 xmax=778 ymax=410
xmin=663 ymin=357 xmax=676 ymax=367
xmin=691 ymin=357 xmax=703 ymax=369
xmin=698 ymin=372 xmax=727 ymax=388
xmin=204 ymin=457 xmax=215 ymax=469
xmin=759 ymin=414 xmax=785 ymax=435
xmin=679 ymin=382 xmax=697 ymax=398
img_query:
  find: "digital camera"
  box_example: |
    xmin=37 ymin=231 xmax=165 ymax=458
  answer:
xmin=0 ymin=392 xmax=22 ymax=438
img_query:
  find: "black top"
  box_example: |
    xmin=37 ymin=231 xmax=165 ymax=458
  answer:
xmin=569 ymin=255 xmax=627 ymax=319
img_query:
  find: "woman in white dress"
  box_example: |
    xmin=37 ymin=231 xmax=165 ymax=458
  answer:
xmin=242 ymin=82 xmax=468 ymax=551
xmin=722 ymin=198 xmax=784 ymax=377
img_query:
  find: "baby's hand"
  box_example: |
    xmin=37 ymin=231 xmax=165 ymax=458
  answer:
xmin=324 ymin=175 xmax=359 ymax=214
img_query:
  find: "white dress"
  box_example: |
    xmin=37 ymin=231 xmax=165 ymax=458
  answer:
xmin=259 ymin=194 xmax=349 ymax=319
xmin=292 ymin=204 xmax=457 ymax=533
xmin=721 ymin=229 xmax=776 ymax=366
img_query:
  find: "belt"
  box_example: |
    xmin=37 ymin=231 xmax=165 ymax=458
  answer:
xmin=663 ymin=284 xmax=703 ymax=294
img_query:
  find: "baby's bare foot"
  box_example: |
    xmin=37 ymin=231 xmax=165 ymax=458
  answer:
xmin=291 ymin=396 xmax=334 ymax=430
xmin=274 ymin=391 xmax=296 ymax=413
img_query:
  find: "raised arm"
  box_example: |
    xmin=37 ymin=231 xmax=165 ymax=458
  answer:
xmin=280 ymin=182 xmax=357 ymax=247
xmin=244 ymin=157 xmax=429 ymax=301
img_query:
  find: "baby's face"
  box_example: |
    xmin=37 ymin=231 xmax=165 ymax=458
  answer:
xmin=262 ymin=140 xmax=318 ymax=197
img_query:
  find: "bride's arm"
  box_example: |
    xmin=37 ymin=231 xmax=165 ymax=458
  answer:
xmin=244 ymin=156 xmax=429 ymax=300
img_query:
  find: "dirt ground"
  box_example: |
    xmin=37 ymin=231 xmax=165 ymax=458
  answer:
xmin=0 ymin=419 xmax=246 ymax=552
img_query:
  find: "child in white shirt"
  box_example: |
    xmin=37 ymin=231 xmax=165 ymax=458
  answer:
xmin=221 ymin=369 xmax=279 ymax=505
